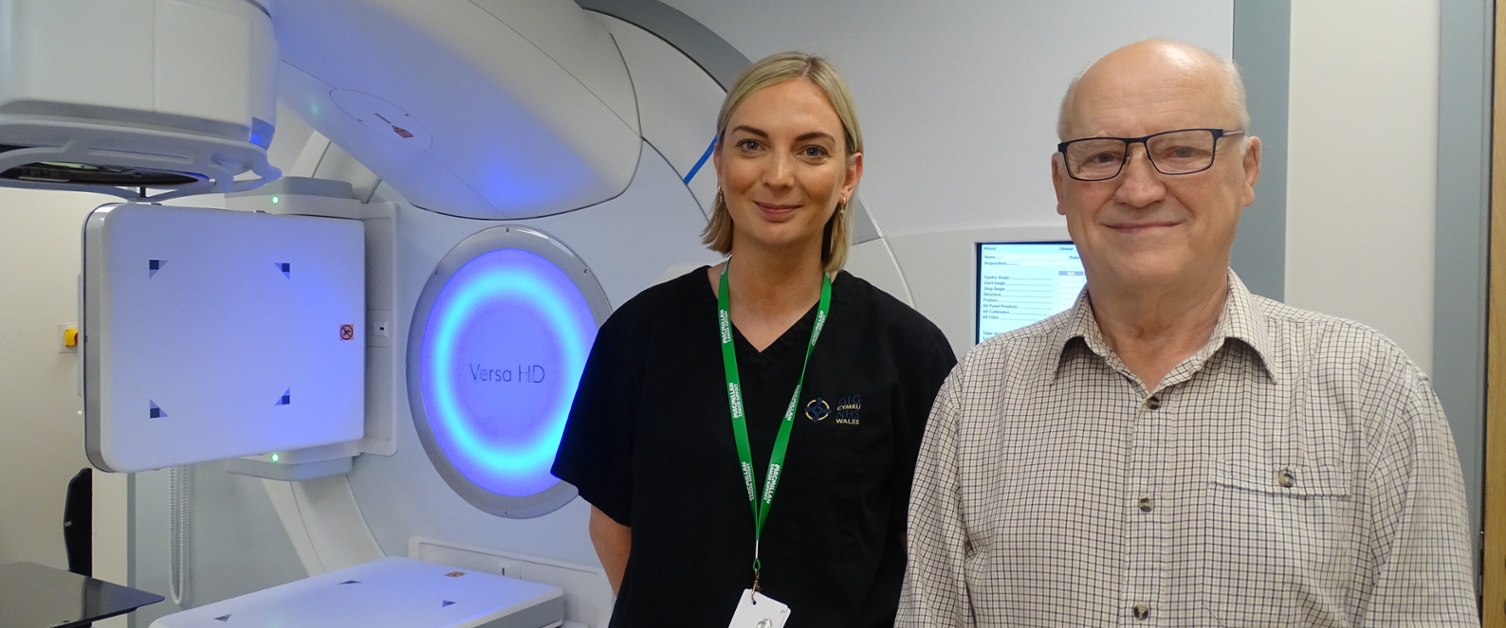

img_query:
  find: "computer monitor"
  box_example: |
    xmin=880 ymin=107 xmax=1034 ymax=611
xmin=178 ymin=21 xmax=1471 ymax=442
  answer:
xmin=976 ymin=241 xmax=1085 ymax=343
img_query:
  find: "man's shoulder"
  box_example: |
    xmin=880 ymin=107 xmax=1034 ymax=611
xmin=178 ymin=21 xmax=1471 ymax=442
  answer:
xmin=1253 ymin=295 xmax=1401 ymax=349
xmin=956 ymin=308 xmax=1075 ymax=375
xmin=1251 ymin=295 xmax=1425 ymax=381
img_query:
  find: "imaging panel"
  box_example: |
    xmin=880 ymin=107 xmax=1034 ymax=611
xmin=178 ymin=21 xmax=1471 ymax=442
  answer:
xmin=84 ymin=203 xmax=365 ymax=472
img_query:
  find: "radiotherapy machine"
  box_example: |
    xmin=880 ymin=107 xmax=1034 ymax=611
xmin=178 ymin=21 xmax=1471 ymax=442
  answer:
xmin=1 ymin=0 xmax=1078 ymax=625
xmin=0 ymin=0 xmax=935 ymax=625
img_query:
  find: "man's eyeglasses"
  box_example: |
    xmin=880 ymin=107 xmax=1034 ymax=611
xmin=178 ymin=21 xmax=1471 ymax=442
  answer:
xmin=1057 ymin=128 xmax=1245 ymax=181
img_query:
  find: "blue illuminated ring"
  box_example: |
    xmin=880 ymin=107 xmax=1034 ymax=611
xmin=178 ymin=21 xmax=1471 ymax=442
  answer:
xmin=407 ymin=226 xmax=611 ymax=519
xmin=424 ymin=250 xmax=590 ymax=493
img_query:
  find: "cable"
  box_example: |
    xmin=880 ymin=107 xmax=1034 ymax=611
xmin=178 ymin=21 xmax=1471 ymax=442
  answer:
xmin=168 ymin=464 xmax=194 ymax=606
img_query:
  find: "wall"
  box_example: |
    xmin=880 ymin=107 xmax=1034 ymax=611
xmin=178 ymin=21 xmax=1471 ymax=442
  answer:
xmin=0 ymin=187 xmax=116 ymax=568
xmin=660 ymin=0 xmax=1233 ymax=238
xmin=660 ymin=0 xmax=1236 ymax=363
xmin=1283 ymin=0 xmax=1487 ymax=566
xmin=0 ymin=104 xmax=313 ymax=623
xmin=0 ymin=187 xmax=251 ymax=627
xmin=1285 ymin=1 xmax=1441 ymax=373
xmin=662 ymin=0 xmax=1447 ymax=376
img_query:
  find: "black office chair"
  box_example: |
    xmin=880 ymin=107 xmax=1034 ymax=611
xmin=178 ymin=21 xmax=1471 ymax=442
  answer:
xmin=63 ymin=467 xmax=92 ymax=577
xmin=0 ymin=470 xmax=160 ymax=627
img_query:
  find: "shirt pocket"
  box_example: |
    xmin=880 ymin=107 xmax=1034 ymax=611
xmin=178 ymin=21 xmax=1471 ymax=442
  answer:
xmin=767 ymin=391 xmax=894 ymax=564
xmin=1200 ymin=460 xmax=1359 ymax=627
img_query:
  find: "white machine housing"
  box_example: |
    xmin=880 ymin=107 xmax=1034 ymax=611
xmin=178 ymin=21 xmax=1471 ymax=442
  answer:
xmin=0 ymin=0 xmax=280 ymax=199
xmin=64 ymin=2 xmax=732 ymax=622
xmin=272 ymin=0 xmax=648 ymax=219
xmin=150 ymin=556 xmax=565 ymax=628
xmin=16 ymin=1 xmax=963 ymax=626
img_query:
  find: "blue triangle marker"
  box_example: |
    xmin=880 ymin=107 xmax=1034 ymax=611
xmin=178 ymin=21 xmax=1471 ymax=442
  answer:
xmin=442 ymin=600 xmax=456 ymax=608
xmin=149 ymin=401 xmax=168 ymax=419
xmin=148 ymin=259 xmax=167 ymax=278
xmin=275 ymin=262 xmax=291 ymax=279
xmin=214 ymin=615 xmax=231 ymax=622
xmin=275 ymin=389 xmax=291 ymax=406
xmin=338 ymin=580 xmax=361 ymax=585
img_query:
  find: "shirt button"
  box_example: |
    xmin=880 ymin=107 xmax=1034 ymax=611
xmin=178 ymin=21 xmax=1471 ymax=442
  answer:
xmin=1144 ymin=395 xmax=1161 ymax=410
xmin=1133 ymin=603 xmax=1150 ymax=620
xmin=1138 ymin=497 xmax=1154 ymax=512
xmin=1277 ymin=468 xmax=1296 ymax=488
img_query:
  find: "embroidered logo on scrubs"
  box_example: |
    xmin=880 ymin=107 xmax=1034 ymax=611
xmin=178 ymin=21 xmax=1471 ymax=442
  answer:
xmin=834 ymin=394 xmax=862 ymax=426
xmin=804 ymin=397 xmax=830 ymax=422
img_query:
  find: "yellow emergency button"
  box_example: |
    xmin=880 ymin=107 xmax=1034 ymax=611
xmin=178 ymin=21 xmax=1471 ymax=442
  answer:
xmin=63 ymin=327 xmax=79 ymax=348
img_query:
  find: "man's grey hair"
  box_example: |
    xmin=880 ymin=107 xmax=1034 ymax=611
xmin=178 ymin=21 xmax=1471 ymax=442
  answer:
xmin=1056 ymin=50 xmax=1251 ymax=140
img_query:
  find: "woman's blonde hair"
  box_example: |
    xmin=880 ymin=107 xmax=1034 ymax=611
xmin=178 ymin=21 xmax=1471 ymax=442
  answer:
xmin=700 ymin=51 xmax=863 ymax=274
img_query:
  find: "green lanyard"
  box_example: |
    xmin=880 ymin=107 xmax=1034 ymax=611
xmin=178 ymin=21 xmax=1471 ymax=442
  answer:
xmin=717 ymin=262 xmax=831 ymax=590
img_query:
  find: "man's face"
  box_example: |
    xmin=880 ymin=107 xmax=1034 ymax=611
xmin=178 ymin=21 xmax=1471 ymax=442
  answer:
xmin=1052 ymin=48 xmax=1261 ymax=296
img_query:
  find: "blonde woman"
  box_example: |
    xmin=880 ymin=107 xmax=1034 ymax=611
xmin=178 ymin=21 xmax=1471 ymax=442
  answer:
xmin=554 ymin=51 xmax=954 ymax=627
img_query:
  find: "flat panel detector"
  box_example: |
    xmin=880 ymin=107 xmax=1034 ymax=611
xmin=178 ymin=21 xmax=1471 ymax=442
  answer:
xmin=83 ymin=203 xmax=365 ymax=472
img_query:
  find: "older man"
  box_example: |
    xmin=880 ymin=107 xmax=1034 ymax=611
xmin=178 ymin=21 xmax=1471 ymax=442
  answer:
xmin=898 ymin=40 xmax=1476 ymax=626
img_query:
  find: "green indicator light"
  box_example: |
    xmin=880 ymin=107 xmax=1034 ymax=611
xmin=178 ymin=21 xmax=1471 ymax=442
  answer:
xmin=270 ymin=452 xmax=280 ymax=463
xmin=271 ymin=195 xmax=280 ymax=205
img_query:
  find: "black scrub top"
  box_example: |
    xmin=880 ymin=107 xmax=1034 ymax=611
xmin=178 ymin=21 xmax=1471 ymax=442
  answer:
xmin=552 ymin=267 xmax=956 ymax=628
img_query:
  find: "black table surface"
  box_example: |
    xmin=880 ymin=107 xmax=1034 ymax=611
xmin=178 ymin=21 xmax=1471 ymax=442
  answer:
xmin=0 ymin=561 xmax=164 ymax=628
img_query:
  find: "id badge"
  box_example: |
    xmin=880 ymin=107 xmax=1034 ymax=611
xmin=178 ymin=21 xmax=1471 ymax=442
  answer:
xmin=727 ymin=588 xmax=791 ymax=628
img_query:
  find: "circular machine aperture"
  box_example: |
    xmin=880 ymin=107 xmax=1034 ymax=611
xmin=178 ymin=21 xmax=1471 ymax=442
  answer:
xmin=408 ymin=226 xmax=610 ymax=518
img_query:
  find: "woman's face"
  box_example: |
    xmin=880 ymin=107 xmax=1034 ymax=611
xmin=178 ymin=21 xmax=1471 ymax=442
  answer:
xmin=713 ymin=78 xmax=862 ymax=260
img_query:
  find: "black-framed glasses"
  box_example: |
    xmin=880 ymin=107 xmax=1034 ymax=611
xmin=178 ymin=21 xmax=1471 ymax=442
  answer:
xmin=1057 ymin=128 xmax=1245 ymax=181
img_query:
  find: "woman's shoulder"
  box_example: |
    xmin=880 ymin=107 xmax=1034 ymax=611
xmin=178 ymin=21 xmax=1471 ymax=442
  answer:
xmin=604 ymin=265 xmax=713 ymax=326
xmin=836 ymin=270 xmax=952 ymax=349
xmin=837 ymin=271 xmax=938 ymax=328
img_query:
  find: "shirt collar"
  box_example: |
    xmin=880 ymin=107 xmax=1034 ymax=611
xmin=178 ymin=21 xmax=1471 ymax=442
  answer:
xmin=1048 ymin=269 xmax=1278 ymax=383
